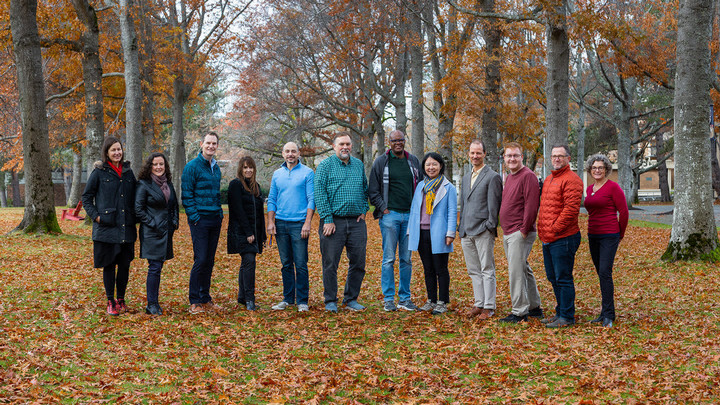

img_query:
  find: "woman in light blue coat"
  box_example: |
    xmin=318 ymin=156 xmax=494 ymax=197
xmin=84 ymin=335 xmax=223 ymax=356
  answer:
xmin=408 ymin=152 xmax=457 ymax=315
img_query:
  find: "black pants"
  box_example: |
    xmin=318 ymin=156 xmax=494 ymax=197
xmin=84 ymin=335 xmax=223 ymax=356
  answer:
xmin=102 ymin=243 xmax=134 ymax=301
xmin=588 ymin=233 xmax=620 ymax=321
xmin=188 ymin=216 xmax=222 ymax=305
xmin=417 ymin=229 xmax=450 ymax=303
xmin=318 ymin=217 xmax=367 ymax=304
xmin=146 ymin=260 xmax=164 ymax=305
xmin=238 ymin=253 xmax=256 ymax=304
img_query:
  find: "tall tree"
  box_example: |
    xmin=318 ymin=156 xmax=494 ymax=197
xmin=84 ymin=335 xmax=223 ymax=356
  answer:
xmin=116 ymin=0 xmax=143 ymax=174
xmin=662 ymin=0 xmax=719 ymax=261
xmin=10 ymin=0 xmax=61 ymax=233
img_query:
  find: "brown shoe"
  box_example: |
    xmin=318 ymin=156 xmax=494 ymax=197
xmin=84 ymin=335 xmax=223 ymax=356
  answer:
xmin=477 ymin=309 xmax=495 ymax=320
xmin=189 ymin=304 xmax=205 ymax=314
xmin=204 ymin=301 xmax=223 ymax=312
xmin=468 ymin=306 xmax=483 ymax=318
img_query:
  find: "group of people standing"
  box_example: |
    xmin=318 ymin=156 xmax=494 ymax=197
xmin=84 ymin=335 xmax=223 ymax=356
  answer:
xmin=82 ymin=130 xmax=628 ymax=327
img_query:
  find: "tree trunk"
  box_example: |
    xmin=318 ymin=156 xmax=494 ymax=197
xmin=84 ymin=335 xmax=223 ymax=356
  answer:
xmin=138 ymin=0 xmax=157 ymax=156
xmin=118 ymin=0 xmax=143 ymax=174
xmin=71 ymin=0 xmax=104 ymax=179
xmin=663 ymin=0 xmax=719 ymax=261
xmin=11 ymin=170 xmax=22 ymax=207
xmin=170 ymin=77 xmax=190 ymax=192
xmin=10 ymin=0 xmax=61 ymax=234
xmin=63 ymin=167 xmax=71 ymax=203
xmin=0 ymin=171 xmax=7 ymax=208
xmin=394 ymin=50 xmax=409 ymax=134
xmin=67 ymin=150 xmax=83 ymax=207
xmin=544 ymin=0 xmax=570 ymax=176
xmin=711 ymin=135 xmax=720 ymax=199
xmin=616 ymin=103 xmax=634 ymax=208
xmin=656 ymin=131 xmax=672 ymax=202
xmin=481 ymin=0 xmax=501 ymax=170
xmin=574 ymin=56 xmax=586 ymax=186
xmin=409 ymin=0 xmax=425 ymax=160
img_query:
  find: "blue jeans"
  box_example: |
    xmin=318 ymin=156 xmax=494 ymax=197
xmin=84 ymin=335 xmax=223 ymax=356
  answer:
xmin=542 ymin=232 xmax=581 ymax=321
xmin=379 ymin=210 xmax=412 ymax=302
xmin=188 ymin=215 xmax=222 ymax=305
xmin=276 ymin=219 xmax=310 ymax=305
xmin=588 ymin=233 xmax=620 ymax=321
xmin=146 ymin=259 xmax=164 ymax=305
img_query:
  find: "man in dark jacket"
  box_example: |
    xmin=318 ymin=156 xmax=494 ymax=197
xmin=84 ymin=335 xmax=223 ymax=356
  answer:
xmin=182 ymin=131 xmax=224 ymax=314
xmin=368 ymin=130 xmax=421 ymax=312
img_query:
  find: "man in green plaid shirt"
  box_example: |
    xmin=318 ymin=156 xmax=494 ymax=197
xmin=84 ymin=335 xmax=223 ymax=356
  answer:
xmin=314 ymin=133 xmax=369 ymax=312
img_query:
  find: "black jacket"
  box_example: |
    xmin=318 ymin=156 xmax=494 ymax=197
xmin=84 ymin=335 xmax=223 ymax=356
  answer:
xmin=368 ymin=150 xmax=421 ymax=219
xmin=135 ymin=178 xmax=179 ymax=261
xmin=227 ymin=178 xmax=266 ymax=255
xmin=82 ymin=161 xmax=137 ymax=244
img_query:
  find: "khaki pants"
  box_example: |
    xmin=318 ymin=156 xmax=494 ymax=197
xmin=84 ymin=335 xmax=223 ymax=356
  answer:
xmin=503 ymin=231 xmax=541 ymax=316
xmin=461 ymin=231 xmax=497 ymax=309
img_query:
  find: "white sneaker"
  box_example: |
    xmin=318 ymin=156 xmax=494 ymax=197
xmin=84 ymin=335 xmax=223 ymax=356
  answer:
xmin=272 ymin=301 xmax=290 ymax=310
xmin=298 ymin=304 xmax=309 ymax=312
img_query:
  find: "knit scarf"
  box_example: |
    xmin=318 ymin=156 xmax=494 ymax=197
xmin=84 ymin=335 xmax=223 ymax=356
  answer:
xmin=422 ymin=176 xmax=443 ymax=215
xmin=108 ymin=161 xmax=123 ymax=178
xmin=152 ymin=173 xmax=170 ymax=203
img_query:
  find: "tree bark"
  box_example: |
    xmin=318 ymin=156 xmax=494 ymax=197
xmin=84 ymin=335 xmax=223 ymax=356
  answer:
xmin=11 ymin=170 xmax=22 ymax=207
xmin=71 ymin=0 xmax=104 ymax=179
xmin=118 ymin=0 xmax=143 ymax=174
xmin=138 ymin=0 xmax=157 ymax=156
xmin=409 ymin=0 xmax=425 ymax=160
xmin=10 ymin=0 xmax=61 ymax=233
xmin=616 ymin=101 xmax=635 ymax=208
xmin=480 ymin=0 xmax=501 ymax=170
xmin=711 ymin=135 xmax=720 ymax=199
xmin=663 ymin=0 xmax=719 ymax=261
xmin=656 ymin=131 xmax=671 ymax=202
xmin=0 ymin=171 xmax=7 ymax=208
xmin=170 ymin=77 xmax=191 ymax=192
xmin=544 ymin=0 xmax=570 ymax=176
xmin=67 ymin=150 xmax=83 ymax=207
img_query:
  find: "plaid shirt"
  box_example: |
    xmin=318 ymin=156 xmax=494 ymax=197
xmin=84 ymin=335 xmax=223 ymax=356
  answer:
xmin=314 ymin=154 xmax=369 ymax=223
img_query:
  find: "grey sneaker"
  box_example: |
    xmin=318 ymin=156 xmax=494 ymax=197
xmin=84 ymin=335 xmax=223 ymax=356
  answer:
xmin=272 ymin=301 xmax=290 ymax=310
xmin=383 ymin=301 xmax=397 ymax=312
xmin=540 ymin=315 xmax=558 ymax=324
xmin=297 ymin=304 xmax=309 ymax=312
xmin=345 ymin=300 xmax=366 ymax=311
xmin=419 ymin=300 xmax=435 ymax=312
xmin=398 ymin=300 xmax=419 ymax=311
xmin=432 ymin=301 xmax=448 ymax=315
xmin=325 ymin=302 xmax=338 ymax=313
xmin=545 ymin=317 xmax=575 ymax=328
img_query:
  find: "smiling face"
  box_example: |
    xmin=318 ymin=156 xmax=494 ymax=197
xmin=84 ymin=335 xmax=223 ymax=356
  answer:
xmin=151 ymin=156 xmax=165 ymax=177
xmin=333 ymin=135 xmax=352 ymax=162
xmin=388 ymin=131 xmax=406 ymax=156
xmin=242 ymin=163 xmax=255 ymax=180
xmin=469 ymin=142 xmax=486 ymax=169
xmin=504 ymin=147 xmax=524 ymax=174
xmin=550 ymin=147 xmax=570 ymax=170
xmin=590 ymin=161 xmax=607 ymax=182
xmin=108 ymin=142 xmax=123 ymax=165
xmin=282 ymin=142 xmax=299 ymax=167
xmin=201 ymin=133 xmax=218 ymax=160
xmin=424 ymin=157 xmax=441 ymax=179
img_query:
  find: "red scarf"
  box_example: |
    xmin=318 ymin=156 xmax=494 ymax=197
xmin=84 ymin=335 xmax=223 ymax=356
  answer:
xmin=108 ymin=161 xmax=123 ymax=178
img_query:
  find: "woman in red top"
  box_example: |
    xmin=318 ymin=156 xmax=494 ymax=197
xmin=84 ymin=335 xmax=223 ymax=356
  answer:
xmin=583 ymin=154 xmax=629 ymax=328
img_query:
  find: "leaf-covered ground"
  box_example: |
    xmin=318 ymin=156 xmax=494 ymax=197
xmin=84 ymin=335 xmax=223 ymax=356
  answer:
xmin=0 ymin=207 xmax=718 ymax=403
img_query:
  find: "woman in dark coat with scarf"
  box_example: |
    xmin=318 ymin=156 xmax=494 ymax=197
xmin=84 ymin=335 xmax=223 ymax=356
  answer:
xmin=82 ymin=136 xmax=137 ymax=316
xmin=228 ymin=156 xmax=266 ymax=311
xmin=135 ymin=152 xmax=179 ymax=315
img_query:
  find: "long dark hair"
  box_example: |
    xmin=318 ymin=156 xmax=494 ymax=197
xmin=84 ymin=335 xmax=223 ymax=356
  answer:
xmin=101 ymin=136 xmax=123 ymax=164
xmin=237 ymin=156 xmax=260 ymax=197
xmin=138 ymin=152 xmax=172 ymax=183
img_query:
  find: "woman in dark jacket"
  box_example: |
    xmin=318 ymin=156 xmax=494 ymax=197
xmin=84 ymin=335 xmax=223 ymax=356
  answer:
xmin=82 ymin=136 xmax=137 ymax=316
xmin=228 ymin=156 xmax=266 ymax=311
xmin=135 ymin=152 xmax=179 ymax=316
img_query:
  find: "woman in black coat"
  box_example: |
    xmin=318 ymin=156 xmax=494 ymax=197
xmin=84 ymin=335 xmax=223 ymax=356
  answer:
xmin=82 ymin=136 xmax=137 ymax=316
xmin=135 ymin=152 xmax=179 ymax=315
xmin=228 ymin=155 xmax=266 ymax=311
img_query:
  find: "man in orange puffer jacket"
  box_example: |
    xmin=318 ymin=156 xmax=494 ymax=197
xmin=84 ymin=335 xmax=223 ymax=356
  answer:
xmin=537 ymin=145 xmax=584 ymax=328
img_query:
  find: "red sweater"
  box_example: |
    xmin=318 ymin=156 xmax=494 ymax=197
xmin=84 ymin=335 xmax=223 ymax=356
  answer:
xmin=537 ymin=164 xmax=583 ymax=244
xmin=499 ymin=166 xmax=540 ymax=235
xmin=584 ymin=180 xmax=629 ymax=239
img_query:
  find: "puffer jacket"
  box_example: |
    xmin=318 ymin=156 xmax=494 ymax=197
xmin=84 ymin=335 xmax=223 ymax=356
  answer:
xmin=181 ymin=152 xmax=223 ymax=224
xmin=135 ymin=178 xmax=179 ymax=261
xmin=537 ymin=164 xmax=583 ymax=244
xmin=82 ymin=161 xmax=137 ymax=244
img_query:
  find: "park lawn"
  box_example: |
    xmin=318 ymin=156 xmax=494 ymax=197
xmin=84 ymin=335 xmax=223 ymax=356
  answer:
xmin=0 ymin=207 xmax=718 ymax=403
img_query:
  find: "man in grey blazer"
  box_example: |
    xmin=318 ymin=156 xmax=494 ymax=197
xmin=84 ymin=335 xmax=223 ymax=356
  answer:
xmin=458 ymin=139 xmax=503 ymax=320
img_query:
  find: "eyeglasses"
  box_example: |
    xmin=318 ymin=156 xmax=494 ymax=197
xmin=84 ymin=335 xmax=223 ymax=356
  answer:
xmin=389 ymin=139 xmax=405 ymax=143
xmin=551 ymin=155 xmax=568 ymax=160
xmin=591 ymin=167 xmax=605 ymax=172
xmin=505 ymin=154 xmax=521 ymax=159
